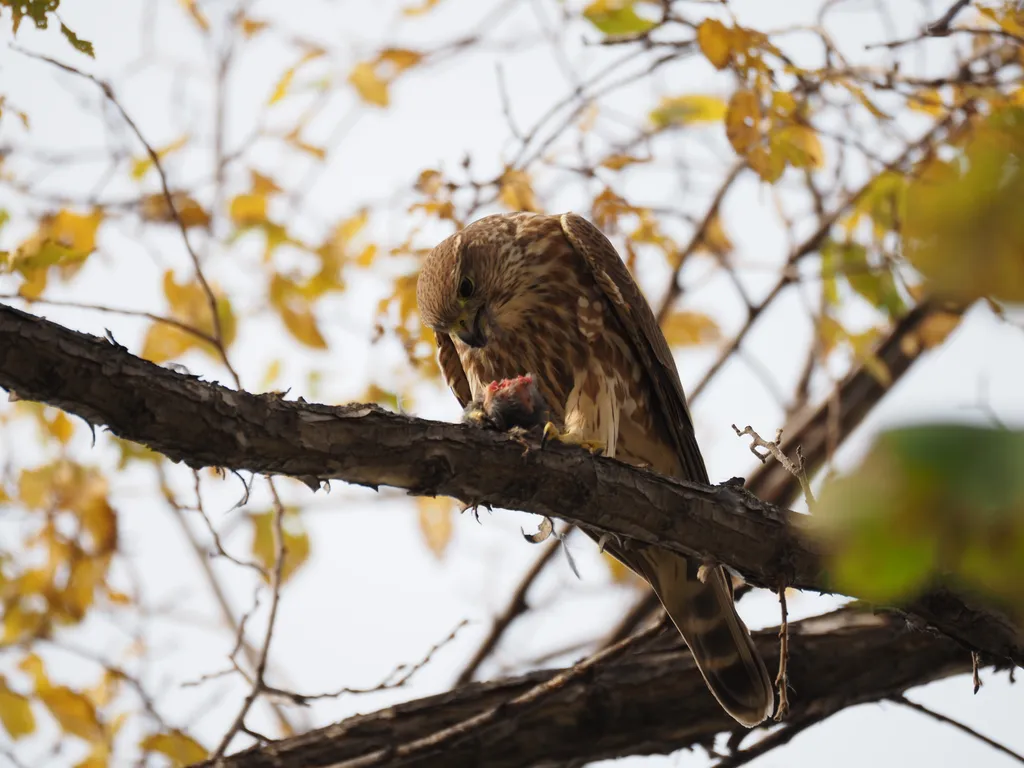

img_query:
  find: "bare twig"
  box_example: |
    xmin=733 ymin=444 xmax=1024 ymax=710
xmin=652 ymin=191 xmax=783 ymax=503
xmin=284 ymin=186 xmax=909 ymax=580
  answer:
xmin=264 ymin=620 xmax=468 ymax=706
xmin=210 ymin=480 xmax=289 ymax=759
xmin=330 ymin=616 xmax=669 ymax=768
xmin=732 ymin=425 xmax=815 ymax=509
xmin=891 ymin=695 xmax=1024 ymax=765
xmin=15 ymin=47 xmax=241 ymax=386
xmin=774 ymin=588 xmax=790 ymax=721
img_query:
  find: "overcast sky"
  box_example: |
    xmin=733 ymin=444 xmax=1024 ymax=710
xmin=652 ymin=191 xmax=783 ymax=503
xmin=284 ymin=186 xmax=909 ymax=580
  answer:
xmin=0 ymin=1 xmax=1022 ymax=766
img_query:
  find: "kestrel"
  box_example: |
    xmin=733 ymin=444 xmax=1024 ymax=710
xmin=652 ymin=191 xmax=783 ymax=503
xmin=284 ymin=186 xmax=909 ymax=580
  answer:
xmin=416 ymin=212 xmax=774 ymax=726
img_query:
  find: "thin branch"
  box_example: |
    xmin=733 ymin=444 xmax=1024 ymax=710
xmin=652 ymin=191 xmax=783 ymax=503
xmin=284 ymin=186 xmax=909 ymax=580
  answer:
xmin=331 ymin=617 xmax=669 ymax=768
xmin=210 ymin=480 xmax=289 ymax=759
xmin=264 ymin=620 xmax=468 ymax=706
xmin=454 ymin=536 xmax=563 ymax=686
xmin=891 ymin=695 xmax=1024 ymax=765
xmin=14 ymin=47 xmax=241 ymax=387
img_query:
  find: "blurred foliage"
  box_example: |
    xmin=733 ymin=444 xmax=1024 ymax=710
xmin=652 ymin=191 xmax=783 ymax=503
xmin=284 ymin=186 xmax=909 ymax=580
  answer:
xmin=808 ymin=425 xmax=1024 ymax=618
xmin=906 ymin=107 xmax=1024 ymax=304
xmin=1 ymin=0 xmax=1023 ymax=763
xmin=1 ymin=0 xmax=93 ymax=56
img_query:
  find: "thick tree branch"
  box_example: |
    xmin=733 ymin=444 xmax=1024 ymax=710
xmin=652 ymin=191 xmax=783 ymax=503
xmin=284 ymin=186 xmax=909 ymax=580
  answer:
xmin=0 ymin=303 xmax=1020 ymax=667
xmin=201 ymin=609 xmax=974 ymax=767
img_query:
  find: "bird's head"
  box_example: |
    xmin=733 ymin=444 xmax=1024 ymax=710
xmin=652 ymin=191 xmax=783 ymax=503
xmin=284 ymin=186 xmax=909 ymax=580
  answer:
xmin=416 ymin=214 xmax=541 ymax=349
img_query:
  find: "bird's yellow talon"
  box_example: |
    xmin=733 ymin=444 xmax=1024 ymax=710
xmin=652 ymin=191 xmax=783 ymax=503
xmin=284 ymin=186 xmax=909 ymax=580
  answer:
xmin=541 ymin=422 xmax=605 ymax=455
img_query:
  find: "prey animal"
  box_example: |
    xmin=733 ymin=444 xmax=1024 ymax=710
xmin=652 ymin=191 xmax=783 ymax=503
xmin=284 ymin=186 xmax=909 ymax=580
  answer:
xmin=416 ymin=212 xmax=774 ymax=727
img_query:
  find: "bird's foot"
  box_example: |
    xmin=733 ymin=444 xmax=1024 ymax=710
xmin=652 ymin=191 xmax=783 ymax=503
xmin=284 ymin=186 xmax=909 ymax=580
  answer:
xmin=541 ymin=422 xmax=606 ymax=456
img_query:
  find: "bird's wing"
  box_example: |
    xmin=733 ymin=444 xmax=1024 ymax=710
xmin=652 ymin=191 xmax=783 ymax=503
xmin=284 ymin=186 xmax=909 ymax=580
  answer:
xmin=559 ymin=212 xmax=708 ymax=483
xmin=434 ymin=330 xmax=473 ymax=408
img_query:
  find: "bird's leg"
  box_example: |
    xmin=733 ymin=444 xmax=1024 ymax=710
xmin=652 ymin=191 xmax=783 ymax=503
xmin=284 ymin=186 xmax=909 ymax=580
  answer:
xmin=540 ymin=422 xmax=606 ymax=456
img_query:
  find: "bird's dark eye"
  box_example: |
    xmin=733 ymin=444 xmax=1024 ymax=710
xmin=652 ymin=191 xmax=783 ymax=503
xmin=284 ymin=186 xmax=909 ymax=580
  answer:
xmin=458 ymin=277 xmax=474 ymax=299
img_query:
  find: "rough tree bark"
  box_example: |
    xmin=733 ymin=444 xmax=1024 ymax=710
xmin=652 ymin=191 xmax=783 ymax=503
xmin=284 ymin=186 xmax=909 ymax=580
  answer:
xmin=0 ymin=303 xmax=1020 ymax=669
xmin=199 ymin=609 xmax=973 ymax=767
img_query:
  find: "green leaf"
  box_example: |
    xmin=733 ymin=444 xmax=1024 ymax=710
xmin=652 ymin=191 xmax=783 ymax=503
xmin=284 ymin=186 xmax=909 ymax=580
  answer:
xmin=807 ymin=425 xmax=1024 ymax=614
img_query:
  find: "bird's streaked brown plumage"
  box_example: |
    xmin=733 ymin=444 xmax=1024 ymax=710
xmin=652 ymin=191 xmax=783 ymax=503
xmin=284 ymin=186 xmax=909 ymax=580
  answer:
xmin=416 ymin=212 xmax=774 ymax=727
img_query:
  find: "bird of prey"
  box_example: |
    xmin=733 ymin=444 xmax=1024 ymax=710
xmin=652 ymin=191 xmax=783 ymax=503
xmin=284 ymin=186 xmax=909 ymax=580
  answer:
xmin=416 ymin=211 xmax=774 ymax=727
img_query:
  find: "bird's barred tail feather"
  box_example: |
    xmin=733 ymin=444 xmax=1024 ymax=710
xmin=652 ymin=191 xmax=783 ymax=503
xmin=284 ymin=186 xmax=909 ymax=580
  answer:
xmin=634 ymin=549 xmax=775 ymax=727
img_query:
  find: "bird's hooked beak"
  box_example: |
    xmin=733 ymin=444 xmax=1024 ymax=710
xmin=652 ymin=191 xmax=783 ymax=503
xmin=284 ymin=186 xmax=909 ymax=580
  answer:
xmin=452 ymin=308 xmax=487 ymax=348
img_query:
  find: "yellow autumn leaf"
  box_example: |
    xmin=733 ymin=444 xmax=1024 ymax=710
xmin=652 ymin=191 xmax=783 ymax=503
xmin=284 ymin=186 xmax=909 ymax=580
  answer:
xmin=403 ymin=0 xmax=443 ymax=14
xmin=130 ymin=134 xmax=189 ymax=180
xmin=378 ymin=48 xmax=424 ymax=72
xmin=142 ymin=271 xmax=237 ymax=363
xmin=772 ymin=124 xmax=824 ymax=169
xmin=662 ymin=310 xmax=721 ymax=346
xmin=251 ymin=170 xmax=282 ymax=196
xmin=46 ymin=410 xmax=75 ymax=444
xmin=229 ymin=193 xmax=268 ymax=226
xmin=725 ymin=89 xmax=761 ymax=155
xmin=749 ymin=144 xmax=785 ymax=182
xmin=40 ymin=687 xmax=102 ymax=742
xmin=349 ymin=61 xmax=389 ymax=107
xmin=909 ymin=88 xmax=946 ymax=115
xmin=140 ymin=731 xmax=208 ymax=766
xmin=250 ymin=509 xmax=311 ymax=584
xmin=280 ymin=306 xmax=328 ymax=349
xmin=600 ymin=154 xmax=649 ymax=170
xmin=178 ymin=0 xmax=209 ymax=31
xmin=417 ymin=497 xmax=454 ymax=558
xmin=269 ymin=66 xmax=297 ymax=105
xmin=3 ymin=604 xmax=46 ymax=644
xmin=0 ymin=677 xmax=36 ymax=740
xmin=240 ymin=17 xmax=268 ymax=37
xmin=139 ymin=193 xmax=211 ymax=229
xmin=284 ymin=128 xmax=327 ymax=160
xmin=697 ymin=19 xmax=732 ymax=69
xmin=498 ymin=169 xmax=540 ymax=212
xmin=650 ymin=94 xmax=727 ymax=127
xmin=64 ymin=555 xmax=112 ymax=617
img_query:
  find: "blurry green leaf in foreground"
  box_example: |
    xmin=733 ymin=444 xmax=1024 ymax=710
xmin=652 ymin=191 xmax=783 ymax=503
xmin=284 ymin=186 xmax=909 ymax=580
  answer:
xmin=905 ymin=107 xmax=1024 ymax=304
xmin=806 ymin=425 xmax=1024 ymax=615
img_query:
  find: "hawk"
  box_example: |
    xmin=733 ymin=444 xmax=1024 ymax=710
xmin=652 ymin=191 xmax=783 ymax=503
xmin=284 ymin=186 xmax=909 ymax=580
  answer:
xmin=416 ymin=212 xmax=773 ymax=727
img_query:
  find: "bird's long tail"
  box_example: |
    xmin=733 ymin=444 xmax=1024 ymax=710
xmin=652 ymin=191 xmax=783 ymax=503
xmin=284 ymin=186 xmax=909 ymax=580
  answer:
xmin=632 ymin=548 xmax=774 ymax=727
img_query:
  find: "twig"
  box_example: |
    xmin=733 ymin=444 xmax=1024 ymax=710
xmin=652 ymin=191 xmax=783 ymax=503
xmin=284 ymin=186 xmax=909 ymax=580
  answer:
xmin=454 ymin=535 xmax=563 ymax=686
xmin=926 ymin=0 xmax=973 ymax=34
xmin=972 ymin=651 xmax=982 ymax=694
xmin=891 ymin=695 xmax=1024 ymax=765
xmin=264 ymin=620 xmax=468 ymax=705
xmin=655 ymin=162 xmax=745 ymax=323
xmin=210 ymin=480 xmax=289 ymax=759
xmin=331 ymin=616 xmax=669 ymax=768
xmin=15 ymin=47 xmax=241 ymax=386
xmin=0 ymin=294 xmax=220 ymax=347
xmin=732 ymin=425 xmax=816 ymax=509
xmin=774 ymin=587 xmax=790 ymax=721
xmin=715 ymin=716 xmax=828 ymax=767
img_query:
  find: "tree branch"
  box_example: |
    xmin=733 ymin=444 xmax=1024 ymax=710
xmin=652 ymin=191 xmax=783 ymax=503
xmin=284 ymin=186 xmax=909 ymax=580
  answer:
xmin=200 ymin=609 xmax=975 ymax=767
xmin=0 ymin=303 xmax=1020 ymax=668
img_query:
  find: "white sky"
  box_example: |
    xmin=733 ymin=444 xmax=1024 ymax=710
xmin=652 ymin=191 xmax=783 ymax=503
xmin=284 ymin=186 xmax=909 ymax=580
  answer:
xmin=0 ymin=0 xmax=1022 ymax=766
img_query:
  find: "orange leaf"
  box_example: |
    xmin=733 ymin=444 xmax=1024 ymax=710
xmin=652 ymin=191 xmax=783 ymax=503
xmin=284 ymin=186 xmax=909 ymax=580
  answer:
xmin=697 ymin=19 xmax=732 ymax=69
